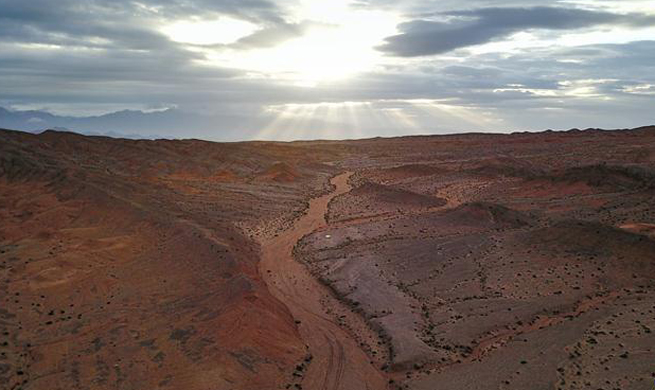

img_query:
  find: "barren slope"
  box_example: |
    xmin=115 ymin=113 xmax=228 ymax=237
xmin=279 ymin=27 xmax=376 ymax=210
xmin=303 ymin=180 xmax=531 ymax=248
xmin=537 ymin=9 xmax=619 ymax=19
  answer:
xmin=2 ymin=126 xmax=655 ymax=390
xmin=0 ymin=129 xmax=341 ymax=390
xmin=297 ymin=126 xmax=655 ymax=389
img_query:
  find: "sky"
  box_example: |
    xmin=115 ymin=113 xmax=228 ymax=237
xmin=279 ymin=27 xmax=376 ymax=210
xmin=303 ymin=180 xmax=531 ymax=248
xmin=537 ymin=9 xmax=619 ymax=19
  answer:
xmin=0 ymin=0 xmax=654 ymax=140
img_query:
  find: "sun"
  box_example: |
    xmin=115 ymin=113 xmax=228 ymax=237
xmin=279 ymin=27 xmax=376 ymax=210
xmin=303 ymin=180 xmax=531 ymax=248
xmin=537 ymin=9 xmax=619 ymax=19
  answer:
xmin=194 ymin=2 xmax=400 ymax=85
xmin=237 ymin=20 xmax=394 ymax=85
xmin=159 ymin=1 xmax=399 ymax=85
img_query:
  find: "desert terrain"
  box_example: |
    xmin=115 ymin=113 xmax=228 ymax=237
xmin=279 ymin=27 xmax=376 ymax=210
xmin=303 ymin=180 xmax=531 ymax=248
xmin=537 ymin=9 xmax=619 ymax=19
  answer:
xmin=1 ymin=126 xmax=655 ymax=390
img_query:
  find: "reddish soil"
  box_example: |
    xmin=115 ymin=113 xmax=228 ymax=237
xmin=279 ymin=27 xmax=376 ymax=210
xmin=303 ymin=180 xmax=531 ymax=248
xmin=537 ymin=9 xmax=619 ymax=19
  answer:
xmin=259 ymin=173 xmax=387 ymax=390
xmin=0 ymin=129 xmax=341 ymax=390
xmin=295 ymin=126 xmax=655 ymax=390
xmin=2 ymin=125 xmax=655 ymax=390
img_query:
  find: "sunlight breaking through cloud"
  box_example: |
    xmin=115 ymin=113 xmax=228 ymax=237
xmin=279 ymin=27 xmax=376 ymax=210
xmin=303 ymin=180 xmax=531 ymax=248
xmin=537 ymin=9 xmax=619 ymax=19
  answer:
xmin=254 ymin=99 xmax=508 ymax=140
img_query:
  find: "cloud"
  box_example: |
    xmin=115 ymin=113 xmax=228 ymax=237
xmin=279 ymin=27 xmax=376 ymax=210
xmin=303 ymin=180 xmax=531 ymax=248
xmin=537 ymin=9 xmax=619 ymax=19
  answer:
xmin=230 ymin=21 xmax=317 ymax=49
xmin=0 ymin=0 xmax=293 ymax=114
xmin=378 ymin=6 xmax=655 ymax=57
xmin=0 ymin=0 xmax=319 ymax=105
xmin=0 ymin=1 xmax=654 ymax=139
xmin=0 ymin=0 xmax=299 ymax=52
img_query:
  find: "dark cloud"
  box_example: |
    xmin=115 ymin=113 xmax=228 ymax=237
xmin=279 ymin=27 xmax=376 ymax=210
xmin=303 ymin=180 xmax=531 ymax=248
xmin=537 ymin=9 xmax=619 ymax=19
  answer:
xmin=378 ymin=6 xmax=655 ymax=57
xmin=0 ymin=0 xmax=283 ymax=25
xmin=352 ymin=0 xmax=546 ymax=15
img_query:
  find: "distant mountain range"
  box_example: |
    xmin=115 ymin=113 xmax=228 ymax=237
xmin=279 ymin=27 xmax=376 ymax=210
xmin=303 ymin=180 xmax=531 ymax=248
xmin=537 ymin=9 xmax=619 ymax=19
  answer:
xmin=0 ymin=106 xmax=257 ymax=140
xmin=4 ymin=106 xmax=652 ymax=142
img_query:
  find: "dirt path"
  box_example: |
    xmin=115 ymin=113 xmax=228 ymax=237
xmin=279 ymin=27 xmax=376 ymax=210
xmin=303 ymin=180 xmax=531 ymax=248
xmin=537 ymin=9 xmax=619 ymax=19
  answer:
xmin=259 ymin=172 xmax=388 ymax=390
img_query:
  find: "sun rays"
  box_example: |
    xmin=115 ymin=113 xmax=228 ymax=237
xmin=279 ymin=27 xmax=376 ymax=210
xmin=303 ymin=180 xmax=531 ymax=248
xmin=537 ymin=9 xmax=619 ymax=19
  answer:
xmin=253 ymin=99 xmax=506 ymax=141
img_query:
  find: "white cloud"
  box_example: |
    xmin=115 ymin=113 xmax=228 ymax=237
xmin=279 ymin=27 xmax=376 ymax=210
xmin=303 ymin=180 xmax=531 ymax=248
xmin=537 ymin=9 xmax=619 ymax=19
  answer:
xmin=161 ymin=17 xmax=258 ymax=45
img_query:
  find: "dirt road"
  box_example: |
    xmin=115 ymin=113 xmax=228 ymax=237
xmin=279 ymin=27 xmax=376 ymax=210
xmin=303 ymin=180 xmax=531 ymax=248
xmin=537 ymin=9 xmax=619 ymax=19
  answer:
xmin=259 ymin=172 xmax=388 ymax=390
